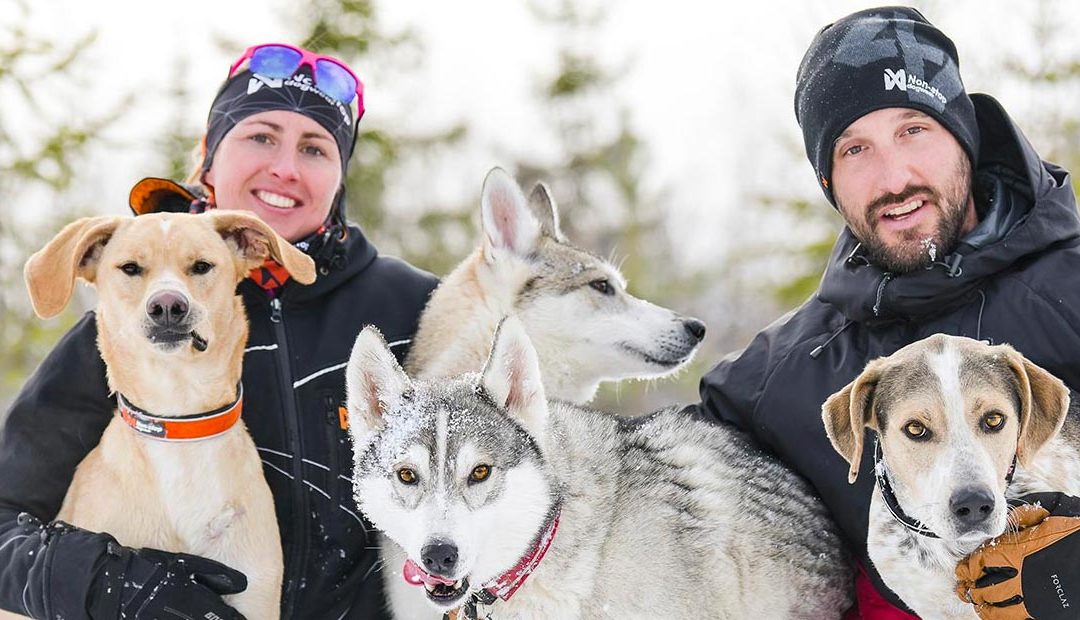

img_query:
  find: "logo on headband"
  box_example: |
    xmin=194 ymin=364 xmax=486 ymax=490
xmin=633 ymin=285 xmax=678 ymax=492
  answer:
xmin=246 ymin=72 xmax=351 ymax=123
xmin=248 ymin=74 xmax=284 ymax=94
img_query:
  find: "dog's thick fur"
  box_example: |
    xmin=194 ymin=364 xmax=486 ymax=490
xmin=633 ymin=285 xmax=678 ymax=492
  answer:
xmin=405 ymin=167 xmax=706 ymax=404
xmin=348 ymin=319 xmax=852 ymax=619
xmin=823 ymin=334 xmax=1080 ymax=619
xmin=386 ymin=168 xmax=708 ymax=618
xmin=18 ymin=211 xmax=315 ymax=619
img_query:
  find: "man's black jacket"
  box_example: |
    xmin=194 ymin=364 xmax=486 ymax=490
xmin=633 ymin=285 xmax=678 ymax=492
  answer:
xmin=691 ymin=94 xmax=1080 ymax=610
xmin=0 ymin=224 xmax=438 ymax=619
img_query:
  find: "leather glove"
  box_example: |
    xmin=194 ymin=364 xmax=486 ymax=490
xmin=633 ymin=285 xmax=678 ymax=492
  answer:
xmin=955 ymin=492 xmax=1080 ymax=619
xmin=88 ymin=543 xmax=248 ymax=619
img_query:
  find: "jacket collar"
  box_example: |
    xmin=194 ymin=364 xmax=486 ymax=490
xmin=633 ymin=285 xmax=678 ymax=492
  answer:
xmin=242 ymin=223 xmax=379 ymax=303
xmin=819 ymin=94 xmax=1080 ymax=324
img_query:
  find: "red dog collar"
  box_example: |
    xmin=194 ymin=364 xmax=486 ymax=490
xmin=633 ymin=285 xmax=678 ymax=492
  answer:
xmin=482 ymin=508 xmax=560 ymax=602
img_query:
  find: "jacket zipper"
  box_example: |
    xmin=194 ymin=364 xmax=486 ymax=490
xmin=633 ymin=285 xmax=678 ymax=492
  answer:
xmin=872 ymin=273 xmax=894 ymax=317
xmin=270 ymin=296 xmax=309 ymax=618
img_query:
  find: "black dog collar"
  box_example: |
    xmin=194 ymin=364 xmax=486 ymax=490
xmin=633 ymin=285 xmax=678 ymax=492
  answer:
xmin=873 ymin=439 xmax=1020 ymax=540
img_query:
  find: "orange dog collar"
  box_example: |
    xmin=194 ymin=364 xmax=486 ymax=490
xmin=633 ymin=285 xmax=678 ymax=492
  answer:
xmin=117 ymin=384 xmax=243 ymax=441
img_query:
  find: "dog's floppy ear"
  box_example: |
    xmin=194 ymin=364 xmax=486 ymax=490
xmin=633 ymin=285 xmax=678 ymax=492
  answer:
xmin=481 ymin=315 xmax=548 ymax=440
xmin=822 ymin=357 xmax=885 ymax=484
xmin=345 ymin=326 xmax=411 ymax=442
xmin=24 ymin=216 xmax=124 ymax=318
xmin=1002 ymin=347 xmax=1070 ymax=467
xmin=210 ymin=211 xmax=316 ymax=285
xmin=527 ymin=182 xmax=565 ymax=242
xmin=480 ymin=167 xmax=542 ymax=261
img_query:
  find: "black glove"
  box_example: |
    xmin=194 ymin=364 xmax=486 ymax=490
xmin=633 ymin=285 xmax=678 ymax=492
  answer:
xmin=88 ymin=543 xmax=248 ymax=620
xmin=956 ymin=492 xmax=1080 ymax=619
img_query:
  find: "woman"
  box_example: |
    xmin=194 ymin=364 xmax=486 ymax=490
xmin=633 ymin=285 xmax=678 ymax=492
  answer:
xmin=0 ymin=44 xmax=437 ymax=619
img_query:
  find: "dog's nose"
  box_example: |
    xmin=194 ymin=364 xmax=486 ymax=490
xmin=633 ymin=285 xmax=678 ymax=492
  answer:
xmin=421 ymin=541 xmax=459 ymax=577
xmin=146 ymin=291 xmax=190 ymax=327
xmin=950 ymin=487 xmax=995 ymax=527
xmin=683 ymin=318 xmax=707 ymax=342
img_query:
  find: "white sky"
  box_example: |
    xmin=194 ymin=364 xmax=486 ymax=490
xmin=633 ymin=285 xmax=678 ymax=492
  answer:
xmin=8 ymin=0 xmax=1080 ymax=265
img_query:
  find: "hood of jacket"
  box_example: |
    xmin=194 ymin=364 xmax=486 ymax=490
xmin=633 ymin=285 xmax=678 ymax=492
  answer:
xmin=818 ymin=94 xmax=1080 ymax=324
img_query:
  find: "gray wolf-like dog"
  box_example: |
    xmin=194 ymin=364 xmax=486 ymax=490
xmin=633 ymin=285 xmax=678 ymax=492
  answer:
xmin=387 ymin=166 xmax=707 ymax=618
xmin=348 ymin=317 xmax=852 ymax=619
xmin=17 ymin=209 xmax=315 ymax=619
xmin=823 ymin=334 xmax=1080 ymax=619
xmin=405 ymin=166 xmax=706 ymax=404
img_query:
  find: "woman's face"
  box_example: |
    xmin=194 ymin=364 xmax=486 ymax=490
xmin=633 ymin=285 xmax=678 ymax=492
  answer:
xmin=205 ymin=110 xmax=343 ymax=242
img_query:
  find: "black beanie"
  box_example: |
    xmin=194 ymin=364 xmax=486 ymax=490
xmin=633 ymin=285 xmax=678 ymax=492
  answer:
xmin=794 ymin=6 xmax=979 ymax=206
xmin=202 ymin=67 xmax=358 ymax=180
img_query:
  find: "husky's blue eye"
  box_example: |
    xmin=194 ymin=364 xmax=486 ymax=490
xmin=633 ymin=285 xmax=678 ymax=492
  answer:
xmin=397 ymin=468 xmax=418 ymax=485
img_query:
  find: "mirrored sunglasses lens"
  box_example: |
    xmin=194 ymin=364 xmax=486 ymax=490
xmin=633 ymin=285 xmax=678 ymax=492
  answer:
xmin=315 ymin=60 xmax=358 ymax=104
xmin=250 ymin=46 xmax=303 ymax=78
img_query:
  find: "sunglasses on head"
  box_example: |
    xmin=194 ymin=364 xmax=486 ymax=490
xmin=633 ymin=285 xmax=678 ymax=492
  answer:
xmin=229 ymin=43 xmax=365 ymax=113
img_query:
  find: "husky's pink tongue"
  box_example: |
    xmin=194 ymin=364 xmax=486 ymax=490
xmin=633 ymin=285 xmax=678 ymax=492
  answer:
xmin=403 ymin=558 xmax=456 ymax=587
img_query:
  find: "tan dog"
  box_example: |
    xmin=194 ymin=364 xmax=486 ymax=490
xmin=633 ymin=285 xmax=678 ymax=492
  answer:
xmin=17 ymin=209 xmax=315 ymax=619
xmin=822 ymin=334 xmax=1080 ymax=619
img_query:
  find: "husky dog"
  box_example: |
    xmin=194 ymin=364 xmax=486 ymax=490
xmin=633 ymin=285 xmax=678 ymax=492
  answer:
xmin=405 ymin=167 xmax=706 ymax=404
xmin=347 ymin=318 xmax=852 ymax=620
xmin=387 ymin=167 xmax=707 ymax=618
xmin=822 ymin=334 xmax=1080 ymax=619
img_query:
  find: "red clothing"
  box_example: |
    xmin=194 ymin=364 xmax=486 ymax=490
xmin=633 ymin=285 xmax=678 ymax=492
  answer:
xmin=844 ymin=563 xmax=920 ymax=620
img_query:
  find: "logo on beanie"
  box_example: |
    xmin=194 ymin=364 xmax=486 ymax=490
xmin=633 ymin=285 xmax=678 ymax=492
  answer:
xmin=883 ymin=68 xmax=947 ymax=106
xmin=883 ymin=69 xmax=906 ymax=91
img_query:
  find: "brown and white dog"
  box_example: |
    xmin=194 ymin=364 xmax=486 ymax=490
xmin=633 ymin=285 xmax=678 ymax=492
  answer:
xmin=18 ymin=206 xmax=315 ymax=619
xmin=822 ymin=334 xmax=1080 ymax=619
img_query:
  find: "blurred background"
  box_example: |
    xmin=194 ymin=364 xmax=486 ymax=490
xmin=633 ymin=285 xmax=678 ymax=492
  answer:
xmin=4 ymin=0 xmax=1080 ymax=413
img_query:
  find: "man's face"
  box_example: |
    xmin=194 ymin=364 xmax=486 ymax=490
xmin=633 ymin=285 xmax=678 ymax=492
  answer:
xmin=831 ymin=108 xmax=977 ymax=273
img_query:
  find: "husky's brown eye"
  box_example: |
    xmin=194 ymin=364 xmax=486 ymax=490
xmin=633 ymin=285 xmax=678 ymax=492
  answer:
xmin=469 ymin=464 xmax=491 ymax=483
xmin=190 ymin=260 xmax=214 ymax=275
xmin=119 ymin=262 xmax=143 ymax=276
xmin=982 ymin=412 xmax=1006 ymax=432
xmin=902 ymin=421 xmax=931 ymax=441
xmin=397 ymin=468 xmax=418 ymax=485
xmin=589 ymin=279 xmax=614 ymax=295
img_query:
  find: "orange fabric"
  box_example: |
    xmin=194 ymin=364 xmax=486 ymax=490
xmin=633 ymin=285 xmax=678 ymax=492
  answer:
xmin=128 ymin=177 xmax=197 ymax=215
xmin=249 ymin=258 xmax=291 ymax=291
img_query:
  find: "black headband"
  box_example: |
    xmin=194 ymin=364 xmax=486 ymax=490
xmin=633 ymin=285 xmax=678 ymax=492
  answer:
xmin=201 ymin=67 xmax=357 ymax=179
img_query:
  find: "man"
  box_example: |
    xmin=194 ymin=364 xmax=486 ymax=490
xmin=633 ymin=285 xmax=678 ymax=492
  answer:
xmin=691 ymin=7 xmax=1080 ymax=619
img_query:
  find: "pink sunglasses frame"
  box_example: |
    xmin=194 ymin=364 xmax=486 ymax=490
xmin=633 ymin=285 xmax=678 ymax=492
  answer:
xmin=229 ymin=43 xmax=365 ymax=116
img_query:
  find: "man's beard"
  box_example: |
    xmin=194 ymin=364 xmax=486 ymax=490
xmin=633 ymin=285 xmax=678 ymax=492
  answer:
xmin=842 ymin=159 xmax=973 ymax=274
